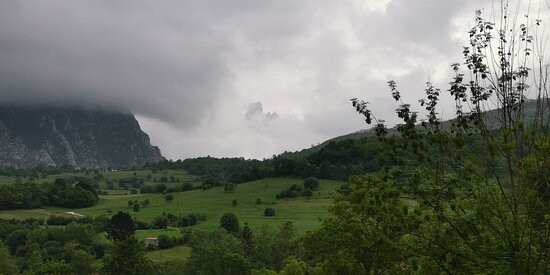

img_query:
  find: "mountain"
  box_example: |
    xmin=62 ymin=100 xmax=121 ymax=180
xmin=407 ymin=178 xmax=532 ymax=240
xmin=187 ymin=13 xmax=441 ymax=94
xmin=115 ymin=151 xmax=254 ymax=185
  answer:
xmin=282 ymin=99 xmax=543 ymax=158
xmin=0 ymin=105 xmax=164 ymax=169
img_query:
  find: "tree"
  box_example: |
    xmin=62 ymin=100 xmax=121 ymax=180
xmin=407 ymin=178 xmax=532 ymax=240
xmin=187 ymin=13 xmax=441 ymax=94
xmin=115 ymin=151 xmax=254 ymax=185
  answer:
xmin=128 ymin=200 xmax=134 ymax=207
xmin=303 ymin=177 xmax=320 ymax=190
xmin=102 ymin=236 xmax=153 ymax=275
xmin=264 ymin=208 xmax=276 ymax=217
xmin=305 ymin=176 xmax=417 ymax=273
xmin=349 ymin=2 xmax=550 ymax=272
xmin=250 ymin=222 xmax=303 ymax=271
xmin=156 ymin=183 xmax=167 ymax=193
xmin=165 ymin=194 xmax=174 ymax=203
xmin=153 ymin=215 xmax=170 ymax=229
xmin=105 ymin=212 xmax=135 ymax=241
xmin=184 ymin=230 xmax=249 ymax=275
xmin=29 ymin=261 xmax=72 ymax=275
xmin=132 ymin=203 xmax=140 ymax=212
xmin=220 ymin=213 xmax=240 ymax=234
xmin=232 ymin=199 xmax=238 ymax=207
xmin=0 ymin=242 xmax=18 ymax=275
xmin=157 ymin=234 xmax=174 ymax=249
xmin=224 ymin=182 xmax=235 ymax=193
xmin=241 ymin=223 xmax=254 ymax=258
xmin=142 ymin=199 xmax=150 ymax=208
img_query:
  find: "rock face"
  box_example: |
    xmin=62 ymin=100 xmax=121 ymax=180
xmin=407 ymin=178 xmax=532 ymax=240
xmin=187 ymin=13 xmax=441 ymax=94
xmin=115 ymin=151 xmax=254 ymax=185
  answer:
xmin=0 ymin=105 xmax=164 ymax=169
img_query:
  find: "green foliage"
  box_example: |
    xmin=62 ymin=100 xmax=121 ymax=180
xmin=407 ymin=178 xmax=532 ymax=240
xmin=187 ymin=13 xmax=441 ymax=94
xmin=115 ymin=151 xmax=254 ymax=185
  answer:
xmin=220 ymin=213 xmax=240 ymax=234
xmin=102 ymin=236 xmax=154 ymax=275
xmin=0 ymin=242 xmax=18 ymax=275
xmin=132 ymin=203 xmax=140 ymax=212
xmin=225 ymin=182 xmax=236 ymax=193
xmin=348 ymin=4 xmax=550 ymax=273
xmin=275 ymin=184 xmax=312 ymax=199
xmin=165 ymin=194 xmax=174 ymax=203
xmin=232 ymin=199 xmax=238 ymax=207
xmin=303 ymin=177 xmax=319 ymax=190
xmin=264 ymin=208 xmax=276 ymax=217
xmin=305 ymin=175 xmax=417 ymax=273
xmin=0 ymin=220 xmax=101 ymax=274
xmin=0 ymin=177 xmax=99 ymax=209
xmin=157 ymin=234 xmax=174 ymax=249
xmin=105 ymin=212 xmax=135 ymax=241
xmin=153 ymin=215 xmax=170 ymax=229
xmin=28 ymin=261 xmax=72 ymax=275
xmin=249 ymin=222 xmax=303 ymax=271
xmin=184 ymin=230 xmax=250 ymax=275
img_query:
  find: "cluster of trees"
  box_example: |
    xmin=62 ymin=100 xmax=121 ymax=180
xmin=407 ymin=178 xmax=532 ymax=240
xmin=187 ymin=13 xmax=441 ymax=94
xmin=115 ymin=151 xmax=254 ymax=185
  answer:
xmin=147 ymin=137 xmax=390 ymax=184
xmin=154 ymin=234 xmax=186 ymax=250
xmin=115 ymin=177 xmax=145 ymax=189
xmin=275 ymin=184 xmax=313 ymax=199
xmin=151 ymin=212 xmax=207 ymax=229
xmin=275 ymin=177 xmax=319 ymax=199
xmin=0 ymin=166 xmax=70 ymax=179
xmin=139 ymin=182 xmax=196 ymax=194
xmin=127 ymin=199 xmax=149 ymax=212
xmin=181 ymin=216 xmax=305 ymax=274
xmin=0 ymin=177 xmax=99 ymax=209
xmin=0 ymin=217 xmax=108 ymax=274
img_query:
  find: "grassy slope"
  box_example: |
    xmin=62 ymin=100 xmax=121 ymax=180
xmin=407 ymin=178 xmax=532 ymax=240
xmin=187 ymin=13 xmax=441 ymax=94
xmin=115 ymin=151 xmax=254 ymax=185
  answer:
xmin=0 ymin=176 xmax=343 ymax=263
xmin=0 ymin=177 xmax=343 ymax=234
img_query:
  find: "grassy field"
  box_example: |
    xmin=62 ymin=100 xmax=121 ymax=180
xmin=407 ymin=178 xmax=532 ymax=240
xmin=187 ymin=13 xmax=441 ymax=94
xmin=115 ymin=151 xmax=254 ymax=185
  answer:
xmin=147 ymin=245 xmax=191 ymax=262
xmin=0 ymin=177 xmax=343 ymax=234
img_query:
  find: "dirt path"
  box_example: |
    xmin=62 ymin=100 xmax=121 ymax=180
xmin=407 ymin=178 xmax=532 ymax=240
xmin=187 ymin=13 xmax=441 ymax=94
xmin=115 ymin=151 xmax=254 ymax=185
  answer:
xmin=65 ymin=211 xmax=85 ymax=217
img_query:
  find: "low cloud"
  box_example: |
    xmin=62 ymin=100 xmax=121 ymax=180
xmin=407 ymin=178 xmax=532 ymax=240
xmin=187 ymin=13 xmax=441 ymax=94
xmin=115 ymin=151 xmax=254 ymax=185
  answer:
xmin=2 ymin=0 xmax=530 ymax=159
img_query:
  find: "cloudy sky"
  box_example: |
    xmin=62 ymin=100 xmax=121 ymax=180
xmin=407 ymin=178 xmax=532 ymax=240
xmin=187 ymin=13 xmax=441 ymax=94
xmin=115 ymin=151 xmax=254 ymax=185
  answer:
xmin=0 ymin=0 xmax=546 ymax=159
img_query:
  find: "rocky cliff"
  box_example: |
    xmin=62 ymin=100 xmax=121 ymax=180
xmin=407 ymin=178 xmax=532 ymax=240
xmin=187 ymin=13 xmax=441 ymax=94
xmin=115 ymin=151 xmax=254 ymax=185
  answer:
xmin=0 ymin=105 xmax=164 ymax=169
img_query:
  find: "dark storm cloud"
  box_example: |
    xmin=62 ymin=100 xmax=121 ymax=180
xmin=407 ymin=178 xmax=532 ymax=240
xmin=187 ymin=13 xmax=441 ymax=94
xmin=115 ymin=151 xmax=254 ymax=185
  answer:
xmin=0 ymin=0 xmax=234 ymax=126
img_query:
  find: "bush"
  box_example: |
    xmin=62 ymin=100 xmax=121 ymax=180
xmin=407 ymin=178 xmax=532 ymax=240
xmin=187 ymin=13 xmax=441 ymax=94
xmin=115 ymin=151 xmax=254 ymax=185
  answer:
xmin=46 ymin=216 xmax=76 ymax=226
xmin=182 ymin=183 xmax=194 ymax=191
xmin=232 ymin=199 xmax=238 ymax=207
xmin=134 ymin=220 xmax=152 ymax=230
xmin=220 ymin=213 xmax=239 ymax=234
xmin=157 ymin=234 xmax=174 ymax=249
xmin=153 ymin=215 xmax=170 ymax=229
xmin=304 ymin=177 xmax=320 ymax=190
xmin=264 ymin=208 xmax=276 ymax=217
xmin=165 ymin=194 xmax=174 ymax=203
xmin=139 ymin=185 xmax=155 ymax=194
xmin=133 ymin=203 xmax=140 ymax=212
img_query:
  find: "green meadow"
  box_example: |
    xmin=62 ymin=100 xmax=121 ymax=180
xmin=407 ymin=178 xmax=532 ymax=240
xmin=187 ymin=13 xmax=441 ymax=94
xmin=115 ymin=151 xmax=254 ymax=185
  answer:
xmin=0 ymin=177 xmax=343 ymax=234
xmin=0 ymin=173 xmax=344 ymax=262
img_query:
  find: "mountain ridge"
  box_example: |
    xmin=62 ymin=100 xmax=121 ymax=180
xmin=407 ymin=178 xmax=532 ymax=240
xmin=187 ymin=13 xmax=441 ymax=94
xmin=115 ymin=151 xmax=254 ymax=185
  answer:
xmin=0 ymin=105 xmax=164 ymax=169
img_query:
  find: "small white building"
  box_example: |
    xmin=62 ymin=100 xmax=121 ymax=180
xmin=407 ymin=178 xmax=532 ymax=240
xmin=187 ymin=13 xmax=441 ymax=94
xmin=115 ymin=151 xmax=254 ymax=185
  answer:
xmin=145 ymin=237 xmax=158 ymax=247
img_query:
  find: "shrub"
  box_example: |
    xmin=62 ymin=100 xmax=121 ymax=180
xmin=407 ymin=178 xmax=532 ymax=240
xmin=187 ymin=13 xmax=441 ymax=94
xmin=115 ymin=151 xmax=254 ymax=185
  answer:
xmin=264 ymin=208 xmax=276 ymax=217
xmin=219 ymin=213 xmax=239 ymax=234
xmin=304 ymin=177 xmax=320 ymax=190
xmin=157 ymin=234 xmax=174 ymax=249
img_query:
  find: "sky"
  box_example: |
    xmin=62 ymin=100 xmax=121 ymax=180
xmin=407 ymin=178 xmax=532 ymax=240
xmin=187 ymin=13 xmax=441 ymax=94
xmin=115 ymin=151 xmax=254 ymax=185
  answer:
xmin=0 ymin=0 xmax=546 ymax=160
